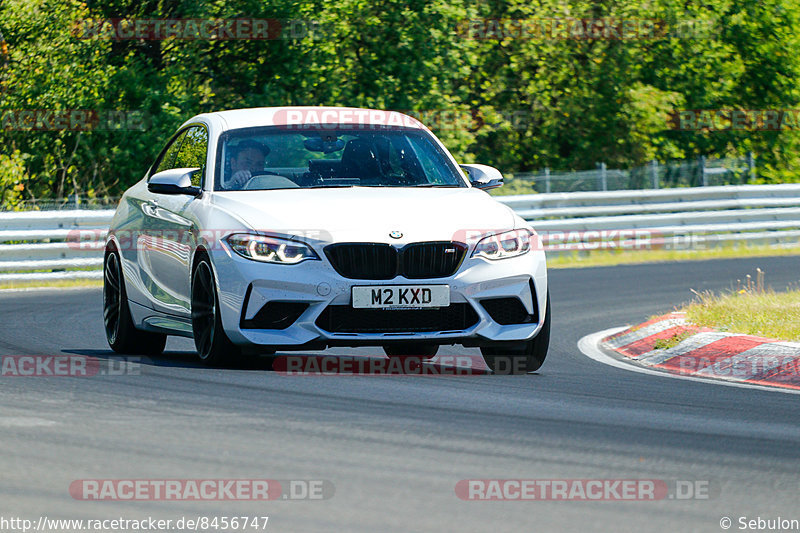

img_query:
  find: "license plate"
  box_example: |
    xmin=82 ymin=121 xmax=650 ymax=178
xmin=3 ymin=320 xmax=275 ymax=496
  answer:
xmin=352 ymin=285 xmax=450 ymax=309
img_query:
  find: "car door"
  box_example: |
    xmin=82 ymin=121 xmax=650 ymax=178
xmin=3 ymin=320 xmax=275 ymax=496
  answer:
xmin=117 ymin=129 xmax=186 ymax=310
xmin=140 ymin=125 xmax=208 ymax=317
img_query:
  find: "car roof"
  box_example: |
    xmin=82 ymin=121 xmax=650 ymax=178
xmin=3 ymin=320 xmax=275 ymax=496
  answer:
xmin=187 ymin=106 xmax=426 ymax=132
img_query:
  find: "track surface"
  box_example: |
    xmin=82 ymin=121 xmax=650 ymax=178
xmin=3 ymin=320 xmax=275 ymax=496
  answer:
xmin=1 ymin=257 xmax=799 ymax=532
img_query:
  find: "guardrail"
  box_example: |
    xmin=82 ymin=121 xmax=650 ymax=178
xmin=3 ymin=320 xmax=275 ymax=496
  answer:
xmin=0 ymin=210 xmax=111 ymax=283
xmin=497 ymin=183 xmax=800 ymax=253
xmin=2 ymin=183 xmax=800 ymax=282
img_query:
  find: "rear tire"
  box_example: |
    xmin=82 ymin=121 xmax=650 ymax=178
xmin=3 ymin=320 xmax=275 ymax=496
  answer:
xmin=481 ymin=291 xmax=550 ymax=374
xmin=191 ymin=256 xmax=241 ymax=366
xmin=103 ymin=250 xmax=166 ymax=355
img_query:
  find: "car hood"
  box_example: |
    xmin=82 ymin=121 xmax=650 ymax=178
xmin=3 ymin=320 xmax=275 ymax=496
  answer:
xmin=211 ymin=187 xmax=519 ymax=244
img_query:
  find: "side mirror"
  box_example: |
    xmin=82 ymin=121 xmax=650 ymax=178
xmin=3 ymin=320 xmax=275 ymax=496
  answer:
xmin=460 ymin=164 xmax=504 ymax=190
xmin=148 ymin=168 xmax=202 ymax=196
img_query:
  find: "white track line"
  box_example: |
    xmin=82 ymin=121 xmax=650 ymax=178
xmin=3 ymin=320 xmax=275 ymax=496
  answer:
xmin=577 ymin=327 xmax=800 ymax=396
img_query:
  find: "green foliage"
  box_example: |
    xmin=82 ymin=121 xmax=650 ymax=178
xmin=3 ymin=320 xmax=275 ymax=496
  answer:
xmin=1 ymin=0 xmax=800 ymax=199
xmin=0 ymin=150 xmax=29 ymax=207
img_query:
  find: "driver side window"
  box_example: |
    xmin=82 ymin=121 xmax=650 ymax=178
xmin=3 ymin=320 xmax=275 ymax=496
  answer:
xmin=174 ymin=126 xmax=208 ymax=186
xmin=154 ymin=130 xmax=187 ymax=175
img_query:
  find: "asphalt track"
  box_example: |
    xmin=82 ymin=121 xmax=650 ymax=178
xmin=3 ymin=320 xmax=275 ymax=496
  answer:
xmin=1 ymin=256 xmax=799 ymax=533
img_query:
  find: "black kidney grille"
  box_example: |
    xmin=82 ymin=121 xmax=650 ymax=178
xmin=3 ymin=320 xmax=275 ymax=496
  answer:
xmin=325 ymin=242 xmax=466 ymax=280
xmin=402 ymin=241 xmax=466 ymax=279
xmin=325 ymin=243 xmax=398 ymax=280
xmin=315 ymin=303 xmax=479 ymax=333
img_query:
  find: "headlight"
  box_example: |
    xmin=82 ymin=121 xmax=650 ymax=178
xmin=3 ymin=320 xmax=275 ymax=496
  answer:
xmin=471 ymin=229 xmax=533 ymax=260
xmin=226 ymin=234 xmax=320 ymax=264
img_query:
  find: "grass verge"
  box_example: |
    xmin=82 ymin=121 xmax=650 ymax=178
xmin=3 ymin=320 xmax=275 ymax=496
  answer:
xmin=685 ymin=276 xmax=800 ymax=342
xmin=547 ymin=244 xmax=800 ymax=269
xmin=0 ymin=279 xmax=103 ymax=291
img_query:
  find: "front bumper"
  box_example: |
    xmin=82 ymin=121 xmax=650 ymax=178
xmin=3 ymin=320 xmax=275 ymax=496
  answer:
xmin=212 ymin=243 xmax=548 ymax=350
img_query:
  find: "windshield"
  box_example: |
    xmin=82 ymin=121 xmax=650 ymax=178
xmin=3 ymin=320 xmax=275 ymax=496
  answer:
xmin=214 ymin=126 xmax=467 ymax=191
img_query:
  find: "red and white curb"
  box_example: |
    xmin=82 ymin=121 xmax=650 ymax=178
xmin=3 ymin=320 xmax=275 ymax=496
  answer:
xmin=578 ymin=312 xmax=800 ymax=394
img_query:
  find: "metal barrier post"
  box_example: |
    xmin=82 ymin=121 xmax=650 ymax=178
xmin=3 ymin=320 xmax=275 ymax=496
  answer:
xmin=544 ymin=167 xmax=551 ymax=194
xmin=650 ymin=160 xmax=659 ymax=189
xmin=597 ymin=162 xmax=607 ymax=191
xmin=699 ymin=155 xmax=707 ymax=186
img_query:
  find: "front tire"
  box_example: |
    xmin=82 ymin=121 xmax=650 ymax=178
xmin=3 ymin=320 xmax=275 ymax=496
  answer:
xmin=103 ymin=250 xmax=166 ymax=355
xmin=481 ymin=291 xmax=551 ymax=374
xmin=191 ymin=256 xmax=241 ymax=366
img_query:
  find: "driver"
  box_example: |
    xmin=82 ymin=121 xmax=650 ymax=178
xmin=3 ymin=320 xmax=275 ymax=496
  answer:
xmin=223 ymin=140 xmax=270 ymax=190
